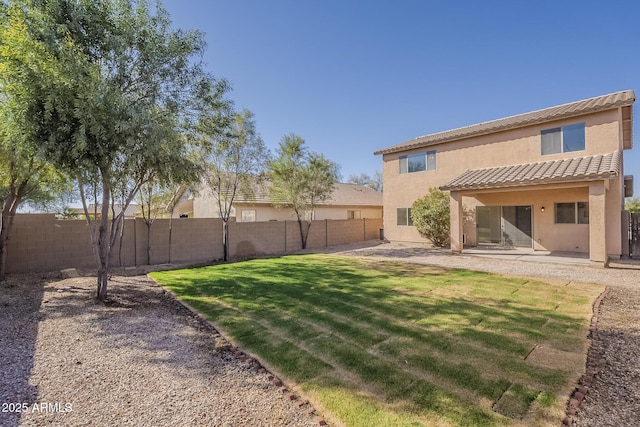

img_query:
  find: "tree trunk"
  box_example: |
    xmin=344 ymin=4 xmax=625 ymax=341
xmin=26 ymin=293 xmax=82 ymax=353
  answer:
xmin=0 ymin=189 xmax=25 ymax=281
xmin=222 ymin=220 xmax=228 ymax=261
xmin=146 ymin=222 xmax=152 ymax=265
xmin=0 ymin=198 xmax=15 ymax=281
xmin=297 ymin=217 xmax=311 ymax=250
xmin=168 ymin=215 xmax=173 ymax=264
xmin=95 ymin=191 xmax=111 ymax=300
xmin=118 ymin=214 xmax=125 ymax=266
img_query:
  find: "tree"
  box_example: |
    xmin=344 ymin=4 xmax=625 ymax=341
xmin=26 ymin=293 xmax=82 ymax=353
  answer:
xmin=269 ymin=134 xmax=340 ymax=249
xmin=347 ymin=171 xmax=383 ymax=192
xmin=5 ymin=0 xmax=231 ymax=299
xmin=411 ymin=188 xmax=450 ymax=248
xmin=626 ymin=197 xmax=640 ymax=213
xmin=203 ymin=109 xmax=269 ymax=261
xmin=138 ymin=180 xmax=172 ymax=264
xmin=0 ymin=2 xmax=72 ymax=280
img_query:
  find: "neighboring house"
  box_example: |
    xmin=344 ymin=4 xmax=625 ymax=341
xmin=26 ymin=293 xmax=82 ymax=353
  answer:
xmin=176 ymin=182 xmax=383 ymax=221
xmin=73 ymin=204 xmax=140 ymax=219
xmin=374 ymin=90 xmax=635 ymax=266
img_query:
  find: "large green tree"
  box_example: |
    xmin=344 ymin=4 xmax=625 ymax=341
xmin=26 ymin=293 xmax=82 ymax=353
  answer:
xmin=269 ymin=134 xmax=340 ymax=249
xmin=3 ymin=0 xmax=231 ymax=299
xmin=0 ymin=1 xmax=72 ymax=280
xmin=203 ymin=109 xmax=269 ymax=261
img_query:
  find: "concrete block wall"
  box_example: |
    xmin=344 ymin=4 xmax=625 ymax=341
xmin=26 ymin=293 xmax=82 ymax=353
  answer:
xmin=6 ymin=215 xmax=383 ymax=273
xmin=229 ymin=220 xmax=287 ymax=257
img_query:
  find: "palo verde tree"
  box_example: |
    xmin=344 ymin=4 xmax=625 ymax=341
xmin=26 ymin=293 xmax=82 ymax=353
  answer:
xmin=0 ymin=1 xmax=72 ymax=280
xmin=268 ymin=134 xmax=340 ymax=249
xmin=203 ymin=109 xmax=269 ymax=261
xmin=9 ymin=0 xmax=231 ymax=299
xmin=411 ymin=188 xmax=450 ymax=248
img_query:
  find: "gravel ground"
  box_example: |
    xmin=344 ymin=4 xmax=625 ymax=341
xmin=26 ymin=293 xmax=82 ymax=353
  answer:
xmin=1 ymin=272 xmax=318 ymax=427
xmin=2 ymin=241 xmax=638 ymax=426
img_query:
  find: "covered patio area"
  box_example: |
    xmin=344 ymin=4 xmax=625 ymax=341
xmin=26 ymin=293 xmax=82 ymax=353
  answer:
xmin=440 ymin=151 xmax=624 ymax=267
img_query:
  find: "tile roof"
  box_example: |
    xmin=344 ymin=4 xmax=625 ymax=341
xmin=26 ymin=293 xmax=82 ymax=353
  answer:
xmin=323 ymin=183 xmax=383 ymax=206
xmin=439 ymin=151 xmax=621 ymax=192
xmin=375 ymin=90 xmax=635 ymax=155
xmin=233 ymin=182 xmax=383 ymax=206
xmin=78 ymin=204 xmax=140 ymax=217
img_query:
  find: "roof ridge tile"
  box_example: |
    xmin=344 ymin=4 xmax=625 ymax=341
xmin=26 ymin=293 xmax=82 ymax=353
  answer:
xmin=376 ymin=91 xmax=635 ymax=155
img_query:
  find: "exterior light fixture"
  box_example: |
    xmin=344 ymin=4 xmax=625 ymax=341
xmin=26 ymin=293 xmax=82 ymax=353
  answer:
xmin=541 ymin=206 xmax=545 ymax=212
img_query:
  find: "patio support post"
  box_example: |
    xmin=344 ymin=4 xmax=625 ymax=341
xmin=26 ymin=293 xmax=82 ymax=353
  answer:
xmin=589 ymin=181 xmax=608 ymax=266
xmin=449 ymin=191 xmax=463 ymax=254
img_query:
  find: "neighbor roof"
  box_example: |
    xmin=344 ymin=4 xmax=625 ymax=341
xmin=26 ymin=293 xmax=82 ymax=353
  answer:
xmin=374 ymin=90 xmax=635 ymax=155
xmin=440 ymin=151 xmax=621 ymax=192
xmin=234 ymin=182 xmax=383 ymax=206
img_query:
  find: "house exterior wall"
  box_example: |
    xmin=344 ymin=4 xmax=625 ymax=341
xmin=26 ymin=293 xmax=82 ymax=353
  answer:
xmin=467 ymin=186 xmax=591 ymax=253
xmin=381 ymin=108 xmax=627 ymax=259
xmin=188 ymin=184 xmax=383 ymax=222
xmin=196 ymin=202 xmax=383 ymax=222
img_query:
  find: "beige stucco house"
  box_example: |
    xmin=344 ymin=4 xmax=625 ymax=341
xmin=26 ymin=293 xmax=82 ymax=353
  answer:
xmin=375 ymin=90 xmax=635 ymax=266
xmin=175 ymin=182 xmax=383 ymax=222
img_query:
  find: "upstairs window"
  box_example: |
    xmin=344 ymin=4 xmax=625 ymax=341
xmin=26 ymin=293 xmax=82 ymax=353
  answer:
xmin=399 ymin=150 xmax=436 ymax=174
xmin=541 ymin=123 xmax=585 ymax=155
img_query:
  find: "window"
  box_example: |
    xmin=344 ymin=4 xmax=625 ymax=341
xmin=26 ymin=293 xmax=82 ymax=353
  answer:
xmin=399 ymin=150 xmax=436 ymax=174
xmin=241 ymin=209 xmax=256 ymax=222
xmin=347 ymin=210 xmax=361 ymax=219
xmin=541 ymin=123 xmax=585 ymax=155
xmin=555 ymin=202 xmax=588 ymax=224
xmin=397 ymin=208 xmax=413 ymax=226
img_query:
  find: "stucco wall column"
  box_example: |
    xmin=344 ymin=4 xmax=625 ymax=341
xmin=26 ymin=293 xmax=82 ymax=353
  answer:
xmin=589 ymin=181 xmax=608 ymax=266
xmin=449 ymin=191 xmax=463 ymax=254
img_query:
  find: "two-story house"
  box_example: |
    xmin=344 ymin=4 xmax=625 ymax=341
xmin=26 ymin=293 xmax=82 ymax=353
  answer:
xmin=374 ymin=90 xmax=635 ymax=266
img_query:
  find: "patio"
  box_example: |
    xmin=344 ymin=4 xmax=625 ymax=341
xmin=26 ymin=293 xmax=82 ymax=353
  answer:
xmin=463 ymin=246 xmax=591 ymax=266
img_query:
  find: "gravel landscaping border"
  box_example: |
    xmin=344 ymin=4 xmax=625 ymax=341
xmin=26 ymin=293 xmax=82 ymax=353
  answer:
xmin=1 ymin=272 xmax=319 ymax=427
xmin=2 ymin=241 xmax=638 ymax=426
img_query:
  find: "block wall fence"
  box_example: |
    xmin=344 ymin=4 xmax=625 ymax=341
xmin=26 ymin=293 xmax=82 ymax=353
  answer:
xmin=6 ymin=214 xmax=383 ymax=274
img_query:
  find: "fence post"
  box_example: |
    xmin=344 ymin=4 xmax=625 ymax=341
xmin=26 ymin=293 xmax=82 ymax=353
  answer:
xmin=363 ymin=218 xmax=366 ymax=241
xmin=325 ymin=219 xmax=328 ymax=248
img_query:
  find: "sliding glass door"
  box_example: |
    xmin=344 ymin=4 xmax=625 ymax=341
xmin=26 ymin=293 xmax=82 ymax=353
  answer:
xmin=476 ymin=206 xmax=532 ymax=248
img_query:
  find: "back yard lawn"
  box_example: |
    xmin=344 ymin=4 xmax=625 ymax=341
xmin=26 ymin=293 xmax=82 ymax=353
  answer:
xmin=150 ymin=255 xmax=603 ymax=427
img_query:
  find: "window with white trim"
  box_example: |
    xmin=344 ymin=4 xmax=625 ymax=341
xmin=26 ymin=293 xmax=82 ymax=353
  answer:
xmin=541 ymin=123 xmax=585 ymax=155
xmin=399 ymin=150 xmax=436 ymax=174
xmin=397 ymin=208 xmax=413 ymax=226
xmin=241 ymin=209 xmax=256 ymax=222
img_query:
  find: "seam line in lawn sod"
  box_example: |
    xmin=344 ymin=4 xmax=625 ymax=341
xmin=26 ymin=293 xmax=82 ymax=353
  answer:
xmin=150 ymin=254 xmax=603 ymax=427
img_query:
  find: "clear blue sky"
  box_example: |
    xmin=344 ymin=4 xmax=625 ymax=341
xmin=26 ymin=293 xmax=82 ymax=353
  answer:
xmin=163 ymin=0 xmax=640 ymax=186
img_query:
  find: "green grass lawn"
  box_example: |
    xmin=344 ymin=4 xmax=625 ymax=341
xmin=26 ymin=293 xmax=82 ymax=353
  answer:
xmin=150 ymin=255 xmax=603 ymax=427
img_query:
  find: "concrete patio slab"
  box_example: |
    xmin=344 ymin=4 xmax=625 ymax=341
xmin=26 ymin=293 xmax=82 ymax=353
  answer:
xmin=462 ymin=246 xmax=591 ymax=265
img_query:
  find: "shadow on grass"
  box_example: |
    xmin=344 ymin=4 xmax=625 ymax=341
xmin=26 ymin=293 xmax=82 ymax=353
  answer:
xmin=151 ymin=254 xmax=594 ymax=426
